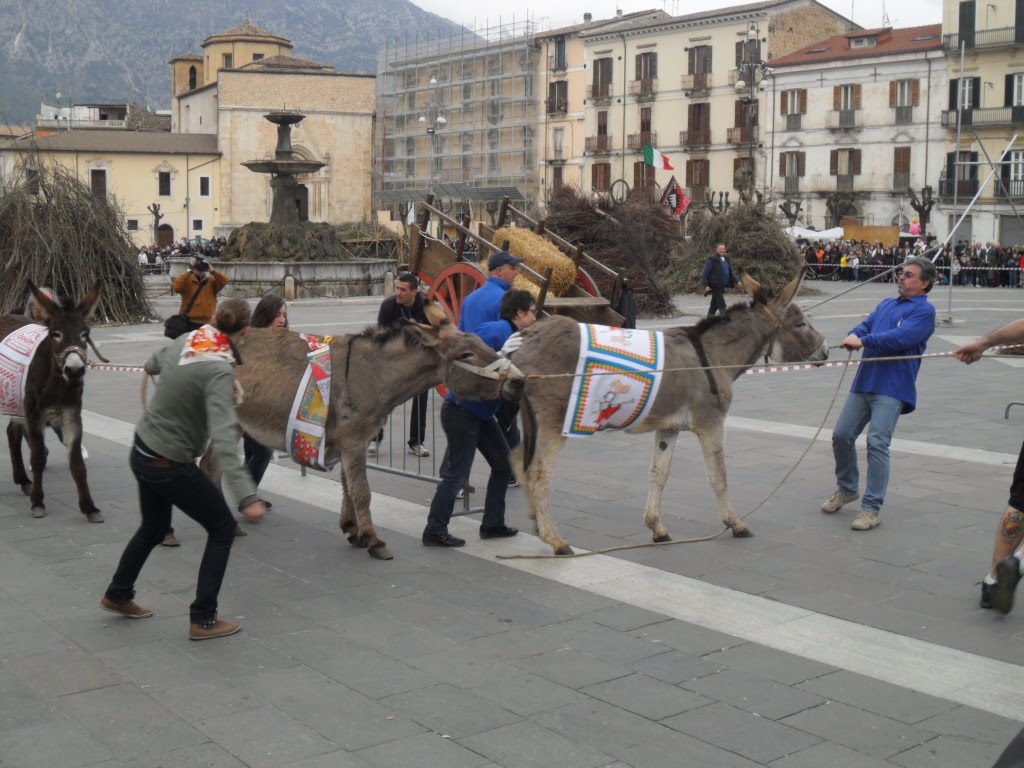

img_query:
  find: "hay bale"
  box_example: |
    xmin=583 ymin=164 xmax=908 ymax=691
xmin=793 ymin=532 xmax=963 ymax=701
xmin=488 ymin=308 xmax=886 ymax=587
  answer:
xmin=490 ymin=227 xmax=576 ymax=296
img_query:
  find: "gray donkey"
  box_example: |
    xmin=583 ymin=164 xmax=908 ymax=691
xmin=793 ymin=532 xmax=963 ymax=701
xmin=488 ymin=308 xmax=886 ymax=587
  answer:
xmin=509 ymin=272 xmax=828 ymax=555
xmin=231 ymin=302 xmax=522 ymax=560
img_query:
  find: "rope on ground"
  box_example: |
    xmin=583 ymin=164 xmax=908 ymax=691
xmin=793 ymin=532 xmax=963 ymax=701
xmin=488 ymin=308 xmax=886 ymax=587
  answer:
xmin=497 ymin=351 xmax=857 ymax=560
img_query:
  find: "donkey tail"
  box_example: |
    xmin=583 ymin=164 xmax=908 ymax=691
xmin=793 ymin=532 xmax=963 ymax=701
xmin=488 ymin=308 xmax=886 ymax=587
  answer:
xmin=519 ymin=394 xmax=538 ymax=473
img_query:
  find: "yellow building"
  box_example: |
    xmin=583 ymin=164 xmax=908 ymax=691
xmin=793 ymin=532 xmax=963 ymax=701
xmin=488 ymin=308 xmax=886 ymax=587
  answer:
xmin=1 ymin=21 xmax=376 ymax=248
xmin=937 ymin=0 xmax=1024 ymax=245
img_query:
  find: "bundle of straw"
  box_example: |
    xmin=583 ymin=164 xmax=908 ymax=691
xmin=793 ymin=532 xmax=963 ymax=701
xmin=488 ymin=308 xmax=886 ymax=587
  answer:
xmin=489 ymin=227 xmax=577 ymax=296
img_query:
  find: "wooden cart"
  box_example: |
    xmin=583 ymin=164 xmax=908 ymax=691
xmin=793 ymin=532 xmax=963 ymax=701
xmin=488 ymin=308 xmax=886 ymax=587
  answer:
xmin=407 ymin=195 xmax=625 ymax=327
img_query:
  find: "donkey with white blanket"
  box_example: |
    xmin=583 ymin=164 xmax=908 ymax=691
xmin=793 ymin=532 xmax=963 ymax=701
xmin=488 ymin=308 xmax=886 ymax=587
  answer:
xmin=510 ymin=272 xmax=828 ymax=555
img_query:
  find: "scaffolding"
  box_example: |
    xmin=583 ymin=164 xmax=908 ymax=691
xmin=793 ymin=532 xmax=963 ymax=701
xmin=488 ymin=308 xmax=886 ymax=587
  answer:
xmin=376 ymin=17 xmax=539 ymax=217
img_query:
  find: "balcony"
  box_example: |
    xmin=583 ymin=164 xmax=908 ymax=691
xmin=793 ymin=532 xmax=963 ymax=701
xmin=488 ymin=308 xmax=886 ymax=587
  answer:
xmin=826 ymin=109 xmax=863 ymax=129
xmin=894 ymin=105 xmax=914 ymax=124
xmin=783 ymin=176 xmax=800 ymax=194
xmin=998 ymin=180 xmax=1024 ymax=198
xmin=943 ymin=26 xmax=1023 ymax=51
xmin=728 ymin=68 xmax=739 ymax=86
xmin=585 ymin=135 xmax=613 ymax=154
xmin=550 ymin=147 xmax=565 ymax=161
xmin=586 ymin=83 xmax=613 ymax=102
xmin=689 ymin=186 xmax=708 ymax=204
xmin=37 ymin=118 xmax=126 ymax=129
xmin=629 ymin=79 xmax=658 ymax=99
xmin=784 ymin=113 xmax=802 ymax=131
xmin=627 ymin=131 xmax=656 ymax=151
xmin=680 ymin=128 xmax=711 ymax=148
xmin=680 ymin=72 xmax=712 ymax=93
xmin=810 ymin=174 xmax=857 ymax=192
xmin=941 ymin=106 xmax=1024 ymax=127
xmin=938 ymin=178 xmax=980 ymax=198
xmin=548 ymin=55 xmax=568 ymax=72
xmin=727 ymin=125 xmax=758 ymax=144
xmin=888 ymin=172 xmax=911 ymax=192
xmin=545 ymin=99 xmax=569 ymax=115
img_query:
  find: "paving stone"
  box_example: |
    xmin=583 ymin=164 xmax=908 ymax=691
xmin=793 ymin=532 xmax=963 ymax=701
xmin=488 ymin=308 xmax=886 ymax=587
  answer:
xmin=796 ymin=670 xmax=958 ymax=724
xmin=379 ymin=682 xmax=522 ymax=739
xmin=456 ymin=720 xmax=613 ymax=768
xmin=135 ymin=741 xmax=252 ymax=767
xmin=630 ymin=619 xmax=748 ymax=657
xmin=194 ymin=705 xmax=340 ymax=768
xmin=0 ymin=667 xmax=64 ymax=730
xmin=466 ymin=671 xmax=587 ymax=716
xmin=702 ymin=642 xmax=838 ymax=685
xmin=533 ymin=698 xmax=688 ymax=759
xmin=915 ymin=705 xmax=1024 ymax=746
xmin=780 ymin=700 xmax=937 ymax=759
xmin=768 ymin=741 xmax=895 ymax=767
xmin=512 ymin=648 xmax=633 ymax=690
xmin=329 ymin=611 xmax=457 ymax=659
xmin=582 ymin=672 xmax=713 ymax=720
xmin=238 ymin=665 xmax=425 ymax=751
xmin=889 ymin=734 xmax=1010 ymax=768
xmin=375 ymin=593 xmax=516 ymax=642
xmin=682 ymin=668 xmax=826 ymax=720
xmin=355 ymin=732 xmax=492 ymax=768
xmin=148 ymin=678 xmax=266 ymax=724
xmin=185 ymin=630 xmax=301 ymax=679
xmin=279 ymin=750 xmax=373 ymax=767
xmin=661 ymin=701 xmax=822 ymax=764
xmin=0 ymin=717 xmax=112 ymax=767
xmin=618 ymin=731 xmax=762 ymax=768
xmin=6 ymin=645 xmax=121 ymax=698
xmin=627 ymin=649 xmax=724 ymax=684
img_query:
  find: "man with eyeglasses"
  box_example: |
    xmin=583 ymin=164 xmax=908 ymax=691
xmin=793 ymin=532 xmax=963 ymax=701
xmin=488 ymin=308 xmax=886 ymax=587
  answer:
xmin=820 ymin=257 xmax=937 ymax=531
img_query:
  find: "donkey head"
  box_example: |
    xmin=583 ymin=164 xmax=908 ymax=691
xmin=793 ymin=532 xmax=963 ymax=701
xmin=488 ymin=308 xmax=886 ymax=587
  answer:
xmin=28 ymin=281 xmax=100 ymax=384
xmin=402 ymin=301 xmax=524 ymax=401
xmin=740 ymin=272 xmax=828 ymax=364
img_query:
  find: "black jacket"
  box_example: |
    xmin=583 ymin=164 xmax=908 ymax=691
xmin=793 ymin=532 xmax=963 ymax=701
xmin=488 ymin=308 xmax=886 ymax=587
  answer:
xmin=377 ymin=292 xmax=429 ymax=327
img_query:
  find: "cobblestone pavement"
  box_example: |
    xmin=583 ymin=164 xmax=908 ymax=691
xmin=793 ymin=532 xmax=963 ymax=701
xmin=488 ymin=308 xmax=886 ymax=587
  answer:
xmin=1 ymin=279 xmax=1022 ymax=767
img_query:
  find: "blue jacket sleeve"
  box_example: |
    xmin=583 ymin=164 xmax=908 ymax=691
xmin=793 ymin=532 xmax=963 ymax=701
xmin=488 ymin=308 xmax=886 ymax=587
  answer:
xmin=700 ymin=259 xmax=712 ymax=287
xmin=860 ymin=303 xmax=936 ymax=355
xmin=474 ymin=319 xmax=513 ymax=351
xmin=849 ymin=307 xmax=877 ymax=339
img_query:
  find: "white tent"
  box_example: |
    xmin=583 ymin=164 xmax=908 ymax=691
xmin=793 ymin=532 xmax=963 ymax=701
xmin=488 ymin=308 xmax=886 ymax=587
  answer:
xmin=784 ymin=226 xmax=844 ymax=242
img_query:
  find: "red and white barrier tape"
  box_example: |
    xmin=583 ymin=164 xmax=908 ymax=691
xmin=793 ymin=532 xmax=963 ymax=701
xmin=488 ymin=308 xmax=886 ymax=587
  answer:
xmin=88 ymin=363 xmax=146 ymax=373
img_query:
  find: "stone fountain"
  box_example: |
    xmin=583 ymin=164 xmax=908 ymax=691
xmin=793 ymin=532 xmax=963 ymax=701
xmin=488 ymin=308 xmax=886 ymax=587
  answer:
xmin=242 ymin=111 xmax=326 ymax=224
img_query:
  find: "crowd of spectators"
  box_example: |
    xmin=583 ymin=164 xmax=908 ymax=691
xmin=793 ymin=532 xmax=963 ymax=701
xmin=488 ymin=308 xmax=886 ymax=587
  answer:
xmin=801 ymin=239 xmax=1024 ymax=287
xmin=136 ymin=237 xmax=228 ymax=275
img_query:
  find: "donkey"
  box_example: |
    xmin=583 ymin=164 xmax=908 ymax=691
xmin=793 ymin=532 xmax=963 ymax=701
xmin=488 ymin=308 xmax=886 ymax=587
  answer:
xmin=3 ymin=282 xmax=103 ymax=522
xmin=231 ymin=302 xmax=522 ymax=560
xmin=510 ymin=271 xmax=828 ymax=555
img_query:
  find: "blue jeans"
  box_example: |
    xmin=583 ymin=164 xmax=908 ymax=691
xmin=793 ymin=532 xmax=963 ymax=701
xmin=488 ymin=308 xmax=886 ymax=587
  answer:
xmin=424 ymin=401 xmax=511 ymax=536
xmin=832 ymin=392 xmax=903 ymax=512
xmin=105 ymin=440 xmax=237 ymax=623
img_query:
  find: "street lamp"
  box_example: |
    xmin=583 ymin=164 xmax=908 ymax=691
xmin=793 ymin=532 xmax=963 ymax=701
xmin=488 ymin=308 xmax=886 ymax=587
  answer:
xmin=733 ymin=22 xmax=773 ymax=197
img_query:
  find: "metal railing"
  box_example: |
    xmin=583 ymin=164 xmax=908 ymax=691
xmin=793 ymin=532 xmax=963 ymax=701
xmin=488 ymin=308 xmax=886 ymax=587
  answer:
xmin=727 ymin=126 xmax=758 ymax=144
xmin=827 ymin=109 xmax=862 ymax=129
xmin=941 ymin=107 xmax=1024 ymax=127
xmin=810 ymin=174 xmax=856 ymax=192
xmin=629 ymin=78 xmax=658 ymax=97
xmin=547 ymin=55 xmax=568 ymax=71
xmin=785 ymin=113 xmax=802 ymax=131
xmin=938 ymin=178 xmax=979 ymax=198
xmin=783 ymin=176 xmax=800 ymax=194
xmin=627 ymin=131 xmax=656 ymax=150
xmin=894 ymin=105 xmax=914 ymax=124
xmin=680 ymin=128 xmax=711 ymax=147
xmin=586 ymin=83 xmax=612 ymax=100
xmin=943 ymin=26 xmax=1022 ymax=51
xmin=680 ymin=72 xmax=711 ymax=92
xmin=888 ymin=172 xmax=911 ymax=191
xmin=585 ymin=135 xmax=613 ymax=153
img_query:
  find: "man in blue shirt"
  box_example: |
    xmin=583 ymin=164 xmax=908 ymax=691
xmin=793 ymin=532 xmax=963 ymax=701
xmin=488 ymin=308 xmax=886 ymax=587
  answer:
xmin=821 ymin=257 xmax=937 ymax=531
xmin=459 ymin=250 xmax=523 ymax=332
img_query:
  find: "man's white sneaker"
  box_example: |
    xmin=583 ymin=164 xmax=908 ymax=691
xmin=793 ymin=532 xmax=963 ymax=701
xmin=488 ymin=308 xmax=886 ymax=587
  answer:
xmin=851 ymin=510 xmax=881 ymax=531
xmin=408 ymin=444 xmax=430 ymax=458
xmin=367 ymin=440 xmax=378 ymax=456
xmin=821 ymin=489 xmax=859 ymax=514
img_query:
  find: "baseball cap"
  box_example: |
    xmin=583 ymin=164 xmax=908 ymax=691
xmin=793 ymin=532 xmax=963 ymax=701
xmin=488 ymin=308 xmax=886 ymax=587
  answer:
xmin=488 ymin=250 xmax=524 ymax=271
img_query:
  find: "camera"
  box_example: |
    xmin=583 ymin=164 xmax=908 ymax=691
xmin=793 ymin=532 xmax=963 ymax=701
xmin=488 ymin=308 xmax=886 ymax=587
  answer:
xmin=193 ymin=256 xmax=210 ymax=272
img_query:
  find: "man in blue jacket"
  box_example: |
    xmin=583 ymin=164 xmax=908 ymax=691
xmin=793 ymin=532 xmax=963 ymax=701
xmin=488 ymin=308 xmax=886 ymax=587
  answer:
xmin=700 ymin=243 xmax=738 ymax=317
xmin=459 ymin=250 xmax=523 ymax=332
xmin=821 ymin=257 xmax=937 ymax=531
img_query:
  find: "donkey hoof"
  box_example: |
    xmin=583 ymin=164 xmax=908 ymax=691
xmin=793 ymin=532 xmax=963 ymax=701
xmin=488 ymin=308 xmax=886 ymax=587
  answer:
xmin=554 ymin=545 xmax=574 ymax=556
xmin=346 ymin=533 xmax=360 ymax=546
xmin=86 ymin=511 xmax=104 ymax=524
xmin=732 ymin=526 xmax=753 ymax=538
xmin=340 ymin=519 xmax=355 ymax=533
xmin=368 ymin=544 xmax=394 ymax=560
xmin=31 ymin=506 xmax=46 ymax=519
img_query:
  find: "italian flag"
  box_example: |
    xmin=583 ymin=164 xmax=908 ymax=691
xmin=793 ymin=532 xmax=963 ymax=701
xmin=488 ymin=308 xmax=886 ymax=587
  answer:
xmin=644 ymin=145 xmax=673 ymax=170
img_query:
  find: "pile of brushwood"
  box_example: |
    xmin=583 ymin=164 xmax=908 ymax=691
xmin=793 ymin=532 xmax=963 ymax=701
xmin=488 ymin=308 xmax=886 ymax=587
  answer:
xmin=221 ymin=220 xmax=405 ymax=262
xmin=661 ymin=201 xmax=803 ymax=296
xmin=0 ymin=158 xmax=152 ymax=323
xmin=539 ymin=186 xmax=683 ymax=315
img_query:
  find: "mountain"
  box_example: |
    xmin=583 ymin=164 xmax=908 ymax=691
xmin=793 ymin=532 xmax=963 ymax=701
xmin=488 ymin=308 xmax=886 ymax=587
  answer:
xmin=0 ymin=0 xmax=467 ymax=122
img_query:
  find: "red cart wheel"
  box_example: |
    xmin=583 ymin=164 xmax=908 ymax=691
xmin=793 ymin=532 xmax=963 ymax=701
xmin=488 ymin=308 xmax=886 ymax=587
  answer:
xmin=574 ymin=266 xmax=601 ymax=297
xmin=426 ymin=263 xmax=487 ymax=397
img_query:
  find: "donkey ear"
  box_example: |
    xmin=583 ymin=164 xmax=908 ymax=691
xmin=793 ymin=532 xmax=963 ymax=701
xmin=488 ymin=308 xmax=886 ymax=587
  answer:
xmin=77 ymin=281 xmax=101 ymax=319
xmin=777 ymin=271 xmax=804 ymax=306
xmin=423 ymin=300 xmax=456 ymax=337
xmin=401 ymin=322 xmax=443 ymax=348
xmin=739 ymin=271 xmax=764 ymax=302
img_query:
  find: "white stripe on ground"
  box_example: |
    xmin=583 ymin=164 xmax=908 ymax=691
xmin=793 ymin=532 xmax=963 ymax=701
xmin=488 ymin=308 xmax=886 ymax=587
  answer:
xmin=80 ymin=409 xmax=1024 ymax=722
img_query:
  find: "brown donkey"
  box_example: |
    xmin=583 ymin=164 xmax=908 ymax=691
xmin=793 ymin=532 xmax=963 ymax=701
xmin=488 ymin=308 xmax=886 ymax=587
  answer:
xmin=3 ymin=281 xmax=102 ymax=522
xmin=509 ymin=272 xmax=828 ymax=555
xmin=231 ymin=303 xmax=522 ymax=560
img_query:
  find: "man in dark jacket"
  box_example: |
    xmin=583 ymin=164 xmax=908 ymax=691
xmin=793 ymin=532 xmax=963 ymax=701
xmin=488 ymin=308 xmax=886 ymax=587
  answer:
xmin=373 ymin=273 xmax=431 ymax=457
xmin=700 ymin=244 xmax=738 ymax=317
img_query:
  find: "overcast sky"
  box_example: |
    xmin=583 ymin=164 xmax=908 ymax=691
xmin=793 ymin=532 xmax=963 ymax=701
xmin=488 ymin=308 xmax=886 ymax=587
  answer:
xmin=415 ymin=0 xmax=943 ymax=35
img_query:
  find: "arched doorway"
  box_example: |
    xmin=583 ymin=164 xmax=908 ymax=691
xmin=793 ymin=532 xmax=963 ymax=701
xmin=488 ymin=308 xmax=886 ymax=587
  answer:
xmin=294 ymin=185 xmax=309 ymax=222
xmin=157 ymin=223 xmax=174 ymax=248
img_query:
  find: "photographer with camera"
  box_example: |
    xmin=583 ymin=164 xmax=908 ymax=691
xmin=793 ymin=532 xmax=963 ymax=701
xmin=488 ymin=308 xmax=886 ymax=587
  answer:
xmin=170 ymin=255 xmax=229 ymax=337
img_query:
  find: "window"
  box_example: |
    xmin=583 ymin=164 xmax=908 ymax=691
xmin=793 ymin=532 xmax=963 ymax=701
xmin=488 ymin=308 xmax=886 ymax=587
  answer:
xmin=635 ymin=52 xmax=657 ymax=81
xmin=127 ymin=219 xmax=139 ymax=231
xmin=199 ymin=176 xmax=211 ymax=196
xmin=592 ymin=57 xmax=613 ymax=98
xmin=891 ymin=79 xmax=919 ymax=124
xmin=1006 ymin=73 xmax=1024 ymax=107
xmin=90 ymin=169 xmax=106 ymax=198
xmin=830 ymin=148 xmax=862 ymax=190
xmin=689 ymin=45 xmax=712 ymax=75
xmin=779 ymin=151 xmax=805 ymax=194
xmin=463 ymin=82 xmax=473 ymax=101
xmin=553 ymin=38 xmax=567 ymax=69
xmin=835 ymin=84 xmax=860 ymax=111
xmin=552 ymin=165 xmax=563 ymax=189
xmin=188 ymin=66 xmax=197 ymax=90
xmin=192 ymin=219 xmax=203 ymax=232
xmin=735 ymin=38 xmax=760 ymax=67
xmin=950 ymin=77 xmax=980 ymax=110
xmin=553 ymin=127 xmax=565 ymax=154
xmin=597 ymin=110 xmax=608 ymax=136
xmin=893 ymin=146 xmax=911 ymax=189
xmin=253 ymin=53 xmax=264 ymax=61
xmin=592 ymin=162 xmax=611 ymax=191
xmin=640 ymin=106 xmax=652 ymax=133
xmin=687 ymin=102 xmax=710 ymax=144
xmin=222 ymin=53 xmax=233 ymax=69
xmin=781 ymin=89 xmax=807 ymax=115
xmin=158 ymin=171 xmax=171 ymax=196
xmin=547 ymin=80 xmax=568 ymax=113
xmin=1000 ymin=149 xmax=1024 ymax=195
xmin=634 ymin=160 xmax=656 ymax=189
xmin=686 ymin=158 xmax=709 ymax=192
